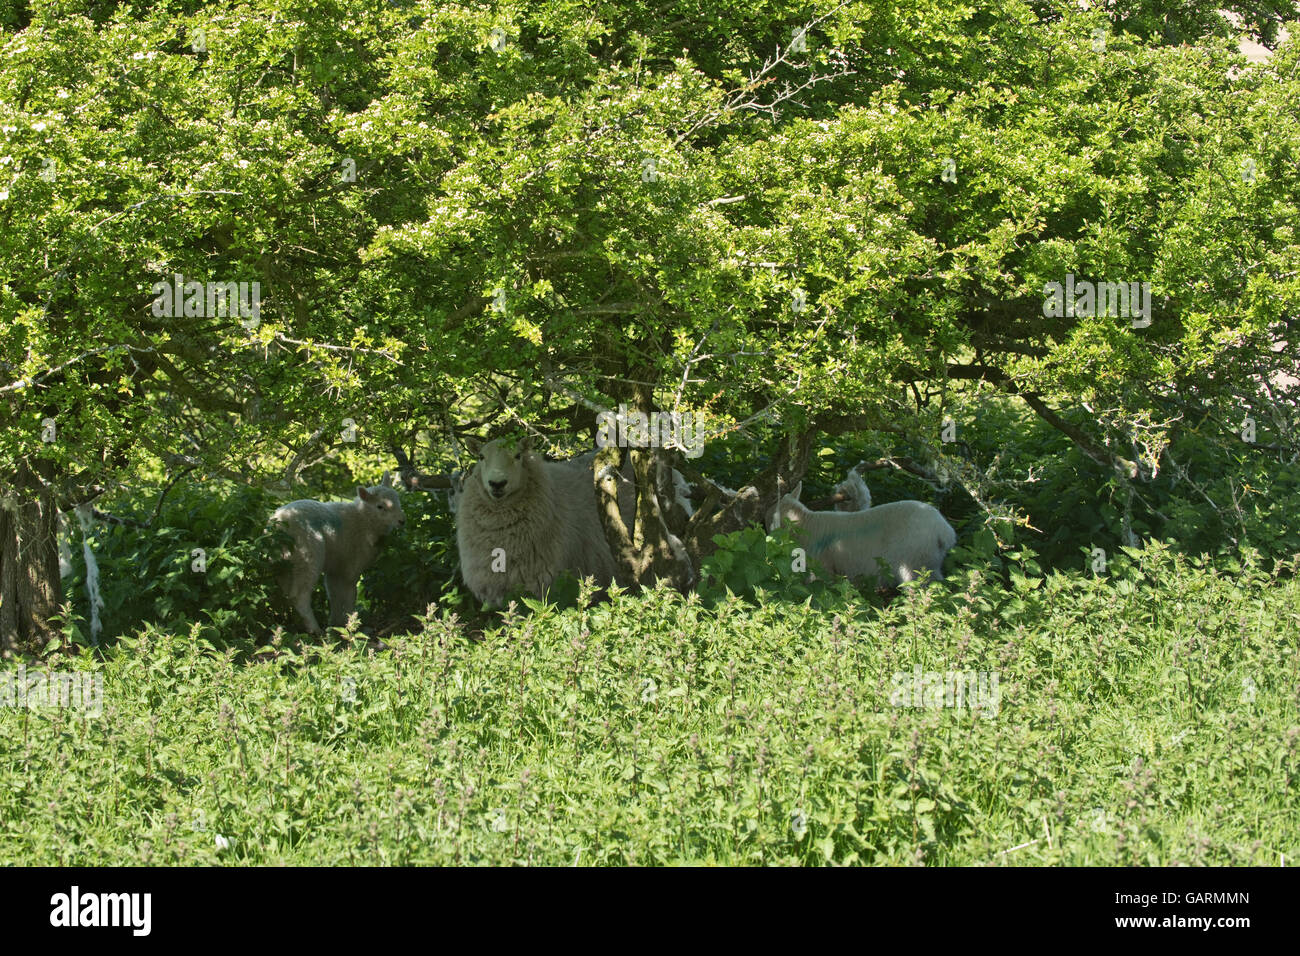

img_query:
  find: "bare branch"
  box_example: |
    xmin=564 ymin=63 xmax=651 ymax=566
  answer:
xmin=283 ymin=426 xmax=330 ymax=489
xmin=0 ymin=344 xmax=149 ymax=394
xmin=272 ymin=333 xmax=403 ymax=364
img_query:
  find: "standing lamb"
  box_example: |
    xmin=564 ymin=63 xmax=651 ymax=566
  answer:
xmin=771 ymin=481 xmax=956 ymax=586
xmin=456 ymin=437 xmax=629 ymax=607
xmin=270 ymin=473 xmax=405 ymax=635
xmin=833 ymin=462 xmax=872 ymax=512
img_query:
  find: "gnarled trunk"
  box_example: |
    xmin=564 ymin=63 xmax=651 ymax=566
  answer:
xmin=595 ymin=442 xmax=694 ymax=593
xmin=593 ymin=384 xmax=695 ymax=592
xmin=0 ymin=460 xmax=62 ymax=657
xmin=593 ymin=383 xmax=816 ymax=590
xmin=679 ymin=428 xmax=813 ymax=570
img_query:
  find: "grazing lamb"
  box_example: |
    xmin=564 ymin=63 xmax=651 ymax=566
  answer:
xmin=833 ymin=462 xmax=872 ymax=512
xmin=456 ymin=437 xmax=629 ymax=607
xmin=771 ymin=481 xmax=956 ymax=586
xmin=270 ymin=473 xmax=405 ymax=635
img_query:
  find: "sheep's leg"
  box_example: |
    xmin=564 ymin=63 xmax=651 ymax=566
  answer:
xmin=907 ymin=564 xmax=941 ymax=586
xmin=526 ymin=570 xmax=555 ymax=601
xmin=324 ymin=573 xmax=359 ymax=630
xmin=291 ymin=593 xmax=323 ymax=635
xmin=279 ymin=549 xmax=324 ymax=635
xmin=279 ymin=570 xmax=322 ymax=636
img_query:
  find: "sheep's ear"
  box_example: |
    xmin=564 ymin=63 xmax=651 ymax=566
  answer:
xmin=791 ymin=480 xmax=803 ymax=501
xmin=358 ymin=485 xmax=375 ymax=502
xmin=380 ymin=471 xmax=394 ymax=488
xmin=519 ymin=436 xmax=533 ymax=454
xmin=464 ymin=436 xmax=481 ymax=456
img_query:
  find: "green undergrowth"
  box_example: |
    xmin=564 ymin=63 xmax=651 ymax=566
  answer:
xmin=4 ymin=543 xmax=1297 ymax=865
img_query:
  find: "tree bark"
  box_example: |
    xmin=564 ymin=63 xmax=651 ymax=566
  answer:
xmin=593 ymin=384 xmax=694 ymax=592
xmin=679 ymin=427 xmax=813 ymax=570
xmin=0 ymin=459 xmax=62 ymax=657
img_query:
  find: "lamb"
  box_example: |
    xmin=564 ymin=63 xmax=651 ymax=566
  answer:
xmin=664 ymin=468 xmax=740 ymax=521
xmin=771 ymin=481 xmax=956 ymax=586
xmin=652 ymin=465 xmax=698 ymax=534
xmin=456 ymin=437 xmax=627 ymax=607
xmin=57 ymin=510 xmax=74 ymax=578
xmin=833 ymin=462 xmax=872 ymax=512
xmin=671 ymin=468 xmax=696 ymax=519
xmin=269 ymin=473 xmax=405 ymax=635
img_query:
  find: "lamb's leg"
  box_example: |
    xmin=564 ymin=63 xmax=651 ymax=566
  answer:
xmin=324 ymin=573 xmax=359 ymax=630
xmin=279 ymin=548 xmax=325 ymax=635
xmin=909 ymin=551 xmax=945 ymax=584
xmin=291 ymin=593 xmax=323 ymax=635
xmin=280 ymin=568 xmax=322 ymax=636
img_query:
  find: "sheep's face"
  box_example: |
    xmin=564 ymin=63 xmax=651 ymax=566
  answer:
xmin=833 ymin=473 xmax=871 ymax=512
xmin=774 ymin=495 xmax=807 ymax=529
xmin=357 ymin=483 xmax=405 ymax=534
xmin=474 ymin=437 xmax=532 ymax=501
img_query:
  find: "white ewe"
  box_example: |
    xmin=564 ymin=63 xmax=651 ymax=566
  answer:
xmin=833 ymin=462 xmax=872 ymax=512
xmin=270 ymin=473 xmax=405 ymax=635
xmin=456 ymin=437 xmax=627 ymax=607
xmin=771 ymin=481 xmax=956 ymax=586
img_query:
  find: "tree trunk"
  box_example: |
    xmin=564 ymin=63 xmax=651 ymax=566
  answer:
xmin=593 ymin=384 xmax=694 ymax=592
xmin=680 ymin=428 xmax=813 ymax=570
xmin=0 ymin=460 xmax=62 ymax=657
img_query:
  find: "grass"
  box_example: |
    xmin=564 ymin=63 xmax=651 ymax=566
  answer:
xmin=2 ymin=541 xmax=1297 ymax=865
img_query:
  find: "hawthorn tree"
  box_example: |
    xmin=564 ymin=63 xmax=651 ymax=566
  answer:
xmin=2 ymin=0 xmax=1297 ymax=648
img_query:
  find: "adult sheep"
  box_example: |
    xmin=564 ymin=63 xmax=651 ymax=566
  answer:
xmin=771 ymin=481 xmax=956 ymax=586
xmin=456 ymin=437 xmax=629 ymax=607
xmin=270 ymin=473 xmax=405 ymax=635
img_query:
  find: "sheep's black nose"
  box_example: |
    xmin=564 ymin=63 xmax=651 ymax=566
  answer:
xmin=490 ymin=480 xmax=506 ymax=493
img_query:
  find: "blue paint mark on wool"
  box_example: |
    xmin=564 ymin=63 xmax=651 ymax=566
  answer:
xmin=304 ymin=510 xmax=344 ymax=534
